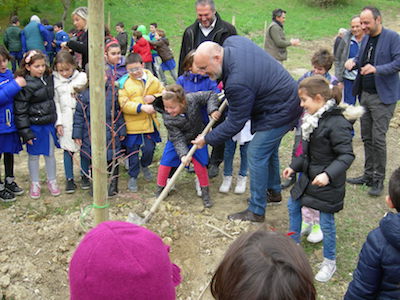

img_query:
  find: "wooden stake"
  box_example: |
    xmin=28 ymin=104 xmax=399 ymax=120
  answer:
xmin=263 ymin=20 xmax=268 ymax=47
xmin=88 ymin=0 xmax=108 ymax=224
xmin=231 ymin=15 xmax=236 ymax=27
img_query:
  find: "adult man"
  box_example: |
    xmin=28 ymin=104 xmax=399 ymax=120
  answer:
xmin=345 ymin=6 xmax=400 ymax=196
xmin=3 ymin=16 xmax=22 ymax=73
xmin=334 ymin=16 xmax=364 ymax=105
xmin=21 ymin=15 xmax=46 ymax=54
xmin=192 ymin=37 xmax=302 ymax=222
xmin=264 ymin=8 xmax=299 ymax=63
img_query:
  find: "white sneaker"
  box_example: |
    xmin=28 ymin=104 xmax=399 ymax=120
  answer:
xmin=307 ymin=224 xmax=323 ymax=243
xmin=219 ymin=176 xmax=232 ymax=193
xmin=234 ymin=175 xmax=247 ymax=194
xmin=301 ymin=221 xmax=312 ymax=236
xmin=195 ymin=177 xmax=202 ymax=197
xmin=315 ymin=258 xmax=336 ymax=282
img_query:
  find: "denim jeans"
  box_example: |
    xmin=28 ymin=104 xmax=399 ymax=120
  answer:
xmin=288 ymin=197 xmax=336 ymax=260
xmin=80 ymin=155 xmax=92 ymax=179
xmin=343 ymin=78 xmax=357 ymax=105
xmin=223 ymin=139 xmax=249 ymax=177
xmin=247 ymin=124 xmax=291 ymax=215
xmin=127 ymin=138 xmax=156 ymax=179
xmin=65 ymin=151 xmax=91 ymax=180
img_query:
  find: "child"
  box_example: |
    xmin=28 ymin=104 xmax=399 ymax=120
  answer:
xmin=154 ymin=84 xmax=220 ymax=208
xmin=344 ymin=168 xmax=400 ymax=300
xmin=0 ymin=46 xmax=26 ymax=202
xmin=149 ymin=29 xmax=177 ymax=85
xmin=53 ymin=22 xmax=69 ymax=53
xmin=3 ymin=16 xmax=22 ymax=73
xmin=211 ymin=229 xmax=316 ymax=300
xmin=14 ymin=50 xmax=61 ymax=199
xmin=72 ymin=69 xmax=126 ymax=197
xmin=105 ymin=41 xmax=127 ymax=83
xmin=132 ymin=31 xmax=154 ymax=74
xmin=283 ymin=75 xmax=355 ymax=282
xmin=69 ymin=221 xmax=181 ymax=300
xmin=53 ymin=50 xmax=87 ymax=193
xmin=118 ymin=53 xmax=164 ymax=192
xmin=115 ymin=22 xmax=128 ymax=56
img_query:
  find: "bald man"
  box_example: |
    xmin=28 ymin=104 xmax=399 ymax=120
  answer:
xmin=192 ymin=36 xmax=302 ymax=222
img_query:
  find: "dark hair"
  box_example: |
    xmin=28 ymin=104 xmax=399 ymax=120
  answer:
xmin=299 ymin=75 xmax=342 ymax=104
xmin=182 ymin=50 xmax=195 ymax=73
xmin=126 ymin=53 xmax=143 ymax=65
xmin=311 ymin=48 xmax=334 ymax=72
xmin=105 ymin=41 xmax=121 ymax=52
xmin=156 ymin=29 xmax=166 ymax=38
xmin=162 ymin=84 xmax=187 ymax=110
xmin=42 ymin=18 xmax=50 ymax=26
xmin=133 ymin=30 xmax=142 ymax=39
xmin=15 ymin=50 xmax=50 ymax=77
xmin=0 ymin=45 xmax=11 ymax=61
xmin=150 ymin=22 xmax=157 ymax=28
xmin=116 ymin=22 xmax=124 ymax=28
xmin=211 ymin=230 xmax=316 ymax=300
xmin=389 ymin=168 xmax=400 ymax=212
xmin=10 ymin=16 xmax=19 ymax=24
xmin=131 ymin=25 xmax=138 ymax=31
xmin=53 ymin=50 xmax=77 ymax=70
xmin=54 ymin=22 xmax=63 ymax=29
xmin=272 ymin=8 xmax=286 ymax=20
xmin=362 ymin=6 xmax=381 ymax=20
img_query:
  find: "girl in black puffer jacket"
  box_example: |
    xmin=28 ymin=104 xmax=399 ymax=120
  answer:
xmin=14 ymin=50 xmax=60 ymax=200
xmin=283 ymin=75 xmax=355 ymax=283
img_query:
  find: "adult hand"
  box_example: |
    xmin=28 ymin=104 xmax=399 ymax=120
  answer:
xmin=290 ymin=38 xmax=300 ymax=46
xmin=74 ymin=139 xmax=82 ymax=147
xmin=56 ymin=125 xmax=64 ymax=136
xmin=15 ymin=76 xmax=26 ymax=87
xmin=312 ymin=172 xmax=330 ymax=187
xmin=119 ymin=136 xmax=126 ymax=141
xmin=338 ymin=82 xmax=344 ymax=89
xmin=191 ymin=135 xmax=206 ymax=149
xmin=141 ymin=104 xmax=155 ymax=114
xmin=60 ymin=42 xmax=68 ymax=49
xmin=181 ymin=155 xmax=191 ymax=166
xmin=360 ymin=63 xmax=376 ymax=75
xmin=27 ymin=139 xmax=34 ymax=145
xmin=282 ymin=167 xmax=295 ymax=179
xmin=344 ymin=59 xmax=356 ymax=71
xmin=210 ymin=111 xmax=221 ymax=121
xmin=143 ymin=95 xmax=156 ymax=104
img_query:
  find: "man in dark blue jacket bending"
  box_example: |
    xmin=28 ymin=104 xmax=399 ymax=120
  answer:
xmin=192 ymin=36 xmax=302 ymax=222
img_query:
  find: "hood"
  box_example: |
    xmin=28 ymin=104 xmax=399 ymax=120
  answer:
xmin=161 ymin=37 xmax=169 ymax=46
xmin=339 ymin=102 xmax=365 ymax=121
xmin=136 ymin=37 xmax=148 ymax=46
xmin=137 ymin=25 xmax=147 ymax=35
xmin=183 ymin=72 xmax=211 ymax=82
xmin=53 ymin=69 xmax=80 ymax=83
xmin=380 ymin=212 xmax=400 ymax=251
xmin=0 ymin=69 xmax=13 ymax=82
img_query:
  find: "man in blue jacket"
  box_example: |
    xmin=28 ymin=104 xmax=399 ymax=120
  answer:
xmin=345 ymin=6 xmax=400 ymax=197
xmin=192 ymin=36 xmax=302 ymax=222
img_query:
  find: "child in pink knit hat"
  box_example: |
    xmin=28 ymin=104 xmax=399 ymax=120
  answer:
xmin=69 ymin=221 xmax=181 ymax=299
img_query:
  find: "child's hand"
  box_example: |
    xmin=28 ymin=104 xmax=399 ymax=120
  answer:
xmin=119 ymin=136 xmax=126 ymax=141
xmin=282 ymin=167 xmax=295 ymax=179
xmin=27 ymin=139 xmax=34 ymax=145
xmin=181 ymin=155 xmax=191 ymax=166
xmin=210 ymin=111 xmax=221 ymax=121
xmin=141 ymin=104 xmax=155 ymax=114
xmin=143 ymin=95 xmax=156 ymax=104
xmin=74 ymin=139 xmax=82 ymax=147
xmin=312 ymin=172 xmax=330 ymax=187
xmin=15 ymin=76 xmax=27 ymax=87
xmin=56 ymin=125 xmax=64 ymax=136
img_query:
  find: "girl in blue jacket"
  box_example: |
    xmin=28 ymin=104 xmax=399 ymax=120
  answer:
xmin=0 ymin=46 xmax=26 ymax=202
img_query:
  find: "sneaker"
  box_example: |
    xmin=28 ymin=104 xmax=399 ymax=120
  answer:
xmin=128 ymin=177 xmax=138 ymax=192
xmin=301 ymin=221 xmax=312 ymax=236
xmin=219 ymin=175 xmax=232 ymax=193
xmin=47 ymin=180 xmax=61 ymax=197
xmin=0 ymin=188 xmax=16 ymax=202
xmin=307 ymin=224 xmax=323 ymax=243
xmin=5 ymin=181 xmax=24 ymax=196
xmin=30 ymin=182 xmax=41 ymax=199
xmin=142 ymin=166 xmax=153 ymax=181
xmin=208 ymin=164 xmax=219 ymax=178
xmin=228 ymin=209 xmax=265 ymax=222
xmin=65 ymin=179 xmax=76 ymax=194
xmin=315 ymin=258 xmax=336 ymax=282
xmin=347 ymin=175 xmax=373 ymax=186
xmin=234 ymin=175 xmax=247 ymax=194
xmin=195 ymin=177 xmax=202 ymax=197
xmin=368 ymin=179 xmax=384 ymax=197
xmin=81 ymin=176 xmax=91 ymax=190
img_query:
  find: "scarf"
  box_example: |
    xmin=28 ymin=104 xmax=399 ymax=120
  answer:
xmin=301 ymin=99 xmax=336 ymax=141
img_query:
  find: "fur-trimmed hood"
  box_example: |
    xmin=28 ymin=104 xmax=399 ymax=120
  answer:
xmin=339 ymin=102 xmax=365 ymax=121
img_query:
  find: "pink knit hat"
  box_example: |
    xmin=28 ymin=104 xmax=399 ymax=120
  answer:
xmin=69 ymin=221 xmax=181 ymax=300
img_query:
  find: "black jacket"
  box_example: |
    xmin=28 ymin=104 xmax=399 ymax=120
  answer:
xmin=67 ymin=30 xmax=88 ymax=68
xmin=290 ymin=106 xmax=354 ymax=213
xmin=14 ymin=74 xmax=57 ymax=143
xmin=178 ymin=12 xmax=237 ymax=75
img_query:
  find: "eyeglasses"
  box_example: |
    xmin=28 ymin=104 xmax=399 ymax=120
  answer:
xmin=128 ymin=67 xmax=142 ymax=73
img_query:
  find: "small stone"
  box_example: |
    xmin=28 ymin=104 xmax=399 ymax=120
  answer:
xmin=0 ymin=255 xmax=8 ymax=263
xmin=0 ymin=274 xmax=10 ymax=288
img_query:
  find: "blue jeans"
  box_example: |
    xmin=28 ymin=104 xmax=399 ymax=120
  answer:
xmin=287 ymin=197 xmax=336 ymax=260
xmin=223 ymin=139 xmax=249 ymax=177
xmin=9 ymin=51 xmax=22 ymax=73
xmin=343 ymin=78 xmax=356 ymax=105
xmin=127 ymin=138 xmax=156 ymax=178
xmin=64 ymin=150 xmax=89 ymax=180
xmin=80 ymin=154 xmax=92 ymax=179
xmin=247 ymin=124 xmax=291 ymax=215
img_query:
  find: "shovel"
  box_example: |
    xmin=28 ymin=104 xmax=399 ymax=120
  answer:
xmin=129 ymin=94 xmax=228 ymax=225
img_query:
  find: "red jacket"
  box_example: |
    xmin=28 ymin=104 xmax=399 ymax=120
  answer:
xmin=133 ymin=37 xmax=152 ymax=63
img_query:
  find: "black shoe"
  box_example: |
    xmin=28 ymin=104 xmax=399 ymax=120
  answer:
xmin=0 ymin=188 xmax=16 ymax=202
xmin=155 ymin=185 xmax=164 ymax=198
xmin=281 ymin=174 xmax=296 ymax=189
xmin=368 ymin=180 xmax=384 ymax=197
xmin=267 ymin=189 xmax=282 ymax=205
xmin=65 ymin=179 xmax=76 ymax=194
xmin=228 ymin=209 xmax=265 ymax=222
xmin=81 ymin=176 xmax=90 ymax=190
xmin=201 ymin=186 xmax=213 ymax=208
xmin=108 ymin=178 xmax=119 ymax=197
xmin=5 ymin=181 xmax=24 ymax=196
xmin=347 ymin=175 xmax=373 ymax=186
xmin=208 ymin=164 xmax=219 ymax=178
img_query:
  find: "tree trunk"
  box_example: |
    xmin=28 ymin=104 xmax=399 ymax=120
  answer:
xmin=60 ymin=0 xmax=71 ymax=28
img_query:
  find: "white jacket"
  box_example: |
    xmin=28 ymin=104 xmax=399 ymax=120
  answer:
xmin=54 ymin=70 xmax=87 ymax=152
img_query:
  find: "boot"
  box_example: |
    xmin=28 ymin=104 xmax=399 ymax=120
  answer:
xmin=108 ymin=177 xmax=118 ymax=197
xmin=155 ymin=185 xmax=164 ymax=198
xmin=200 ymin=186 xmax=213 ymax=208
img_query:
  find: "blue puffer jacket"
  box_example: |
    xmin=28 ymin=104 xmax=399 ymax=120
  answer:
xmin=72 ymin=86 xmax=126 ymax=161
xmin=0 ymin=70 xmax=21 ymax=134
xmin=344 ymin=212 xmax=400 ymax=300
xmin=205 ymin=36 xmax=302 ymax=146
xmin=176 ymin=72 xmax=220 ymax=94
